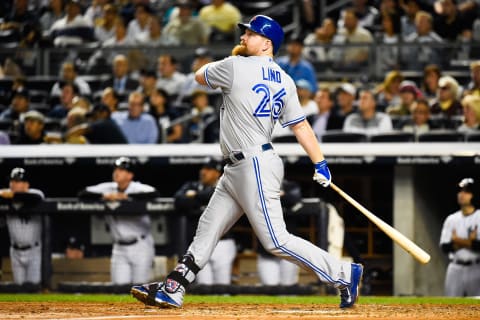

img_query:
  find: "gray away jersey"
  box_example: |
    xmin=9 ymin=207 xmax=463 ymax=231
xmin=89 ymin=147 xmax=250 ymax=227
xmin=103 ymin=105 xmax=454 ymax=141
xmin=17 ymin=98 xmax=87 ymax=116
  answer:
xmin=204 ymin=55 xmax=305 ymax=155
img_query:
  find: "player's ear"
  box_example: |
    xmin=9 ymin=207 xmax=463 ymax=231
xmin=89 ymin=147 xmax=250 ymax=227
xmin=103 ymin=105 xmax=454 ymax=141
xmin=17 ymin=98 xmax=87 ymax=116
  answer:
xmin=263 ymin=39 xmax=273 ymax=53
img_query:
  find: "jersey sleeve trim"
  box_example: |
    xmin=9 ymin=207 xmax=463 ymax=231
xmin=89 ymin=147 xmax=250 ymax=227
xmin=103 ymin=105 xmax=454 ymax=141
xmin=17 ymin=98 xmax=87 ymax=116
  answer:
xmin=204 ymin=65 xmax=214 ymax=89
xmin=281 ymin=116 xmax=306 ymax=128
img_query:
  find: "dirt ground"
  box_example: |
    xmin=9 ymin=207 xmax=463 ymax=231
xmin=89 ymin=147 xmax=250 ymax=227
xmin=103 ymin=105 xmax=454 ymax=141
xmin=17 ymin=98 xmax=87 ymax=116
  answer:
xmin=0 ymin=302 xmax=479 ymax=320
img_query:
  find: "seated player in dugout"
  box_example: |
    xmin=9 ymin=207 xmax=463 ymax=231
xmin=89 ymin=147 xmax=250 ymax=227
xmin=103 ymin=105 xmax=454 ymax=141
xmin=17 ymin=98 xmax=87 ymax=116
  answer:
xmin=174 ymin=158 xmax=236 ymax=285
xmin=78 ymin=157 xmax=160 ymax=285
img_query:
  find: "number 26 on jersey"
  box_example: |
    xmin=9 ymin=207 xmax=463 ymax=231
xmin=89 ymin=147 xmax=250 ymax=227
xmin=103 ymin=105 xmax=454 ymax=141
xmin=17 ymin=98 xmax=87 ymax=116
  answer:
xmin=252 ymin=83 xmax=286 ymax=120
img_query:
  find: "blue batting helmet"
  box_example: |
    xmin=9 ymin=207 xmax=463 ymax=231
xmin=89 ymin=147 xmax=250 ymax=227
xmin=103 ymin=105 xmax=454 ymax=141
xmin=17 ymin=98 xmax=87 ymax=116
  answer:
xmin=238 ymin=15 xmax=284 ymax=55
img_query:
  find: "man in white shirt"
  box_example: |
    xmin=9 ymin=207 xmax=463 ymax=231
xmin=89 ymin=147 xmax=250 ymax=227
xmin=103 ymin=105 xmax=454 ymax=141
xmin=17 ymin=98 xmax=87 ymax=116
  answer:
xmin=343 ymin=89 xmax=393 ymax=135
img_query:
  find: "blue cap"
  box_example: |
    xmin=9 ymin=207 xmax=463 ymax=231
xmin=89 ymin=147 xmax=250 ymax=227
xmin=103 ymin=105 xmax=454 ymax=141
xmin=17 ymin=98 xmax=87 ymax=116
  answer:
xmin=238 ymin=15 xmax=284 ymax=55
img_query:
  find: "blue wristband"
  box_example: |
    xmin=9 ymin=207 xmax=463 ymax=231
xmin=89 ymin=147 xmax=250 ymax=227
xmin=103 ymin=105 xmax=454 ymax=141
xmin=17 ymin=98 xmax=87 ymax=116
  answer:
xmin=314 ymin=160 xmax=328 ymax=171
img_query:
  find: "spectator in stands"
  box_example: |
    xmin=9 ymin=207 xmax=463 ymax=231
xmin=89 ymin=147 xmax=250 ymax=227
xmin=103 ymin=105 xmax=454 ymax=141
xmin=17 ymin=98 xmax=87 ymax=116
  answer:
xmin=113 ymin=91 xmax=158 ymax=144
xmin=163 ymin=0 xmax=209 ymax=46
xmin=277 ymin=36 xmax=317 ymax=94
xmin=48 ymin=82 xmax=78 ymax=119
xmin=0 ymin=0 xmax=38 ymax=35
xmin=0 ymin=131 xmax=11 ymax=144
xmin=309 ymin=88 xmax=344 ymax=139
xmin=39 ymin=0 xmax=65 ymax=36
xmin=337 ymin=0 xmax=379 ymax=30
xmin=66 ymin=103 xmax=127 ymax=144
xmin=64 ymin=107 xmax=88 ymax=143
xmin=174 ymin=158 xmax=236 ymax=285
xmin=434 ymin=0 xmax=479 ymax=30
xmin=101 ymin=87 xmax=120 ymax=113
xmin=175 ymin=47 xmax=220 ymax=107
xmin=400 ymin=0 xmax=423 ymax=37
xmin=102 ymin=16 xmax=135 ymax=47
xmin=334 ymin=83 xmax=357 ymax=121
xmin=50 ymin=61 xmax=91 ymax=98
xmin=430 ymin=75 xmax=463 ymax=123
xmin=94 ymin=4 xmax=117 ymax=42
xmin=375 ymin=12 xmax=402 ymax=73
xmin=402 ymin=11 xmax=443 ymax=70
xmin=386 ymin=80 xmax=422 ymax=116
xmin=48 ymin=0 xmax=94 ymax=47
xmin=149 ymin=88 xmax=184 ymax=143
xmin=84 ymin=0 xmax=108 ymax=26
xmin=457 ymin=95 xmax=480 ymax=132
xmin=343 ymin=89 xmax=393 ymax=134
xmin=303 ymin=17 xmax=338 ymax=63
xmin=0 ymin=88 xmax=30 ymax=121
xmin=330 ymin=8 xmax=374 ymax=70
xmin=126 ymin=3 xmax=152 ymax=44
xmin=464 ymin=61 xmax=480 ymax=97
xmin=401 ymin=99 xmax=437 ymax=136
xmin=421 ymin=64 xmax=442 ymax=104
xmin=433 ymin=0 xmax=473 ymax=42
xmin=1 ymin=167 xmax=45 ymax=286
xmin=102 ymin=54 xmax=139 ymax=96
xmin=296 ymin=79 xmax=318 ymax=116
xmin=136 ymin=69 xmax=157 ymax=105
xmin=375 ymin=70 xmax=404 ymax=111
xmin=199 ymin=0 xmax=241 ymax=42
xmin=156 ymin=54 xmax=186 ymax=97
xmin=135 ymin=15 xmax=179 ymax=46
xmin=186 ymin=90 xmax=218 ymax=143
xmin=87 ymin=16 xmax=133 ymax=71
xmin=0 ymin=76 xmax=26 ymax=107
xmin=13 ymin=110 xmax=46 ymax=144
xmin=78 ymin=157 xmax=159 ymax=285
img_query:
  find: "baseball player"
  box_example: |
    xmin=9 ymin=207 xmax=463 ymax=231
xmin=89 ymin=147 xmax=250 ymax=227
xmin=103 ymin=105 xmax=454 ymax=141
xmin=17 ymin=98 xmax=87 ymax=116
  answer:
xmin=439 ymin=178 xmax=480 ymax=296
xmin=132 ymin=15 xmax=362 ymax=309
xmin=78 ymin=157 xmax=159 ymax=285
xmin=174 ymin=158 xmax=236 ymax=285
xmin=0 ymin=168 xmax=44 ymax=285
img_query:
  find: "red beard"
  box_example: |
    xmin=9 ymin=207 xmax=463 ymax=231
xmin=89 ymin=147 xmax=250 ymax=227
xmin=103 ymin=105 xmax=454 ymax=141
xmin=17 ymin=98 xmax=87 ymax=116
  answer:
xmin=231 ymin=44 xmax=248 ymax=56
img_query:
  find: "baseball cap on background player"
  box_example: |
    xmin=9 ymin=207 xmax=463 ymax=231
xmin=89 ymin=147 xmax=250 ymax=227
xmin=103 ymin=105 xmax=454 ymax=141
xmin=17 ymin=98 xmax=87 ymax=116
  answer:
xmin=458 ymin=177 xmax=476 ymax=204
xmin=114 ymin=157 xmax=136 ymax=173
xmin=9 ymin=167 xmax=28 ymax=182
xmin=237 ymin=15 xmax=285 ymax=55
xmin=203 ymin=158 xmax=223 ymax=172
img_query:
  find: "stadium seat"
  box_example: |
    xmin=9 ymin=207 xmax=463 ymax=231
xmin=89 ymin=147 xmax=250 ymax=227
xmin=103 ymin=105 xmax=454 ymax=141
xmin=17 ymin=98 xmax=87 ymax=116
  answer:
xmin=321 ymin=130 xmax=368 ymax=143
xmin=417 ymin=130 xmax=464 ymax=142
xmin=369 ymin=132 xmax=415 ymax=142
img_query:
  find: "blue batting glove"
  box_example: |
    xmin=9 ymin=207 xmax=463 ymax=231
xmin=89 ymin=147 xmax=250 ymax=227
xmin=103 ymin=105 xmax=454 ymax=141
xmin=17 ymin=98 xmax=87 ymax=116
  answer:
xmin=313 ymin=160 xmax=331 ymax=188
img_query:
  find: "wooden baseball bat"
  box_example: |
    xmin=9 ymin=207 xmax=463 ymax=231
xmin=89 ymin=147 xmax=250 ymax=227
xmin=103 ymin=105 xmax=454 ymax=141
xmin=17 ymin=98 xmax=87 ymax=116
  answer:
xmin=330 ymin=182 xmax=431 ymax=264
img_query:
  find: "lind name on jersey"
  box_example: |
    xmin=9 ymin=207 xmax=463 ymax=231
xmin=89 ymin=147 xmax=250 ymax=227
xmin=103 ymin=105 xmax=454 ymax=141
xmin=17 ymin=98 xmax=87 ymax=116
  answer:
xmin=262 ymin=67 xmax=281 ymax=83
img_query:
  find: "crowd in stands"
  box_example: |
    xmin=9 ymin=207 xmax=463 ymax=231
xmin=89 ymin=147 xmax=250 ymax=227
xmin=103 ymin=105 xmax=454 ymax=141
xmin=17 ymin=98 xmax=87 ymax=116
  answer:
xmin=0 ymin=0 xmax=479 ymax=144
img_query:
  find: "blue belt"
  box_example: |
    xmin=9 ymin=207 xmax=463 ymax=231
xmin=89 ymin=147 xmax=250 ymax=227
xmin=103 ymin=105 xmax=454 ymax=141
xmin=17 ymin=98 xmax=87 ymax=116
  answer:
xmin=225 ymin=143 xmax=273 ymax=165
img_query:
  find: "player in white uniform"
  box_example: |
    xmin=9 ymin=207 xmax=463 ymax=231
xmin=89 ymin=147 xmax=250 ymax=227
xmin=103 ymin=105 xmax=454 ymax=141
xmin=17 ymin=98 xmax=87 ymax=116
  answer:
xmin=79 ymin=157 xmax=159 ymax=285
xmin=0 ymin=168 xmax=44 ymax=285
xmin=439 ymin=178 xmax=480 ymax=296
xmin=132 ymin=15 xmax=363 ymax=309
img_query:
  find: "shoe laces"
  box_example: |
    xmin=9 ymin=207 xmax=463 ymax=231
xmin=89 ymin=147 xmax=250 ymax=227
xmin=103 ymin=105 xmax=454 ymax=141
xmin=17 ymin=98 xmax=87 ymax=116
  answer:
xmin=340 ymin=287 xmax=351 ymax=302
